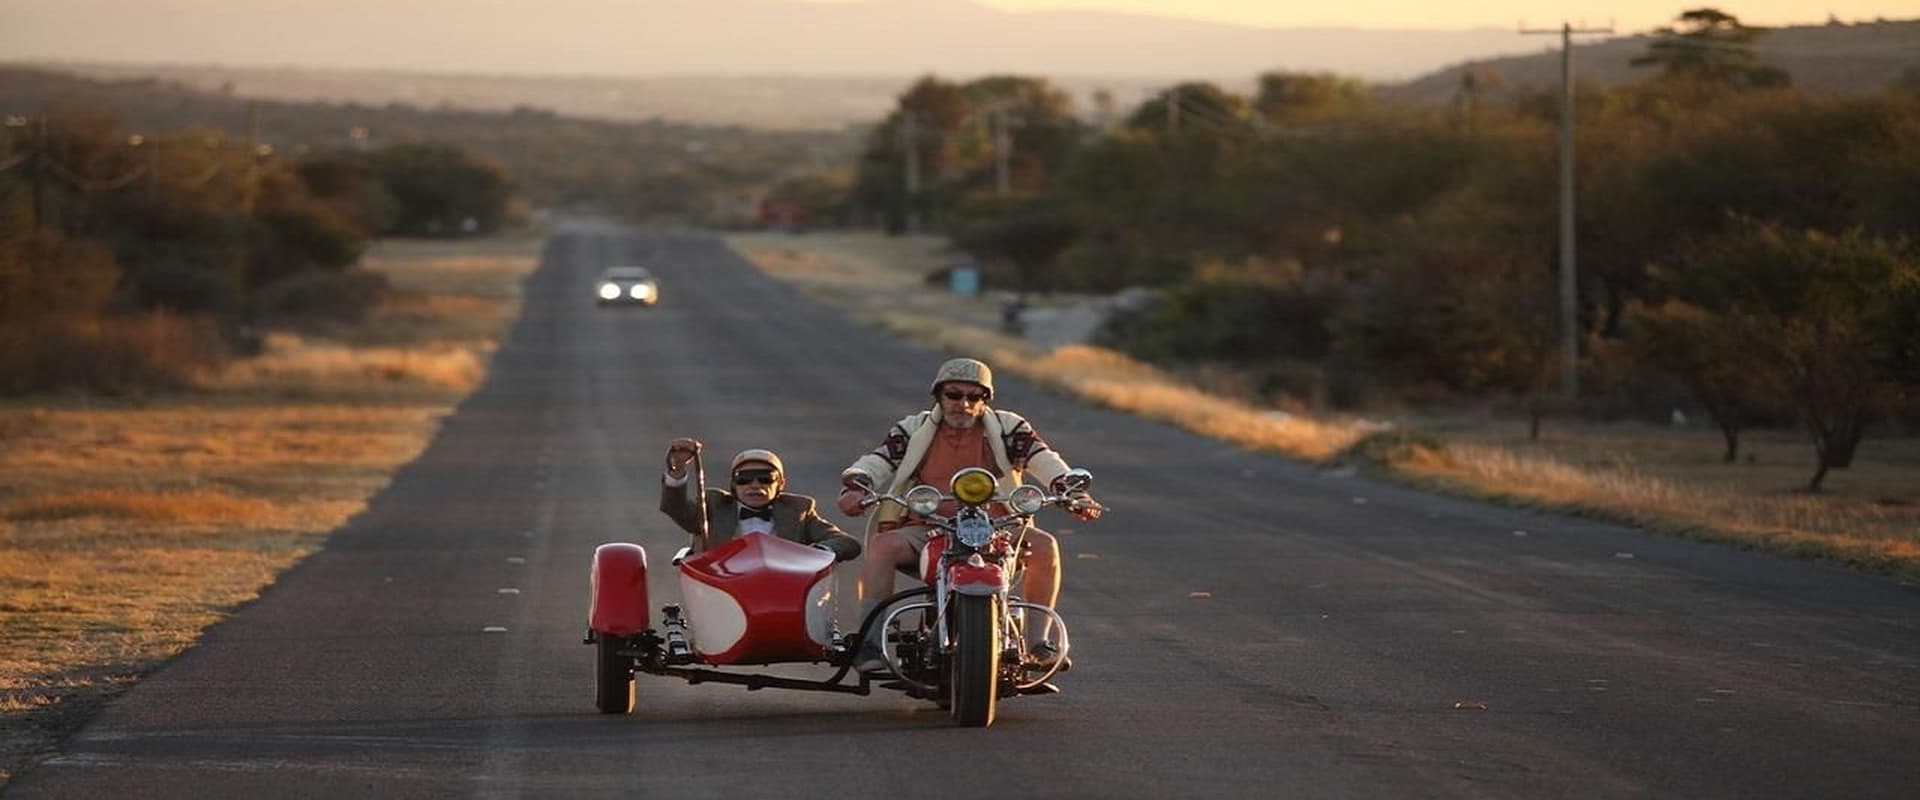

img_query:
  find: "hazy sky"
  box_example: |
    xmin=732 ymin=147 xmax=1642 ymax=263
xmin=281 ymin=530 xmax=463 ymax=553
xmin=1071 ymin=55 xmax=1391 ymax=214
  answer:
xmin=5 ymin=0 xmax=1911 ymax=81
xmin=975 ymin=1 xmax=1910 ymax=32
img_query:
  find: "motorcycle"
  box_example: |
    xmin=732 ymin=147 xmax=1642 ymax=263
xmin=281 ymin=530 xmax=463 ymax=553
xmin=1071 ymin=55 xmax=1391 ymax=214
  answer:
xmin=584 ymin=466 xmax=1099 ymax=727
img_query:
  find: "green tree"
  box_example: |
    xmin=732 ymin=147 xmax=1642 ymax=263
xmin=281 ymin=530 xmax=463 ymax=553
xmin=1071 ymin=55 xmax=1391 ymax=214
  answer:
xmin=1333 ymin=239 xmax=1559 ymax=432
xmin=1653 ymin=220 xmax=1920 ymax=490
xmin=1630 ymin=8 xmax=1791 ymax=90
xmin=950 ymin=195 xmax=1077 ymax=295
xmin=1623 ymin=300 xmax=1774 ymax=461
xmin=1254 ymin=72 xmax=1368 ymax=125
xmin=369 ymin=143 xmax=515 ymax=237
xmin=853 ymin=75 xmax=971 ymax=232
xmin=957 ymin=76 xmax=1082 ymax=193
xmin=1125 ymin=82 xmax=1253 ymax=136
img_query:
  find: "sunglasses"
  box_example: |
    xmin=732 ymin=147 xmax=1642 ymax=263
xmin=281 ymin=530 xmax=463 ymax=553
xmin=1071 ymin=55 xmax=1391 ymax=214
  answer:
xmin=732 ymin=469 xmax=779 ymax=487
xmin=941 ymin=390 xmax=987 ymax=403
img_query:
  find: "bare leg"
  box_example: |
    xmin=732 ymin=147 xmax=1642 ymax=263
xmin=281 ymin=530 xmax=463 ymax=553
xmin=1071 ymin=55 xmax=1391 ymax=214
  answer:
xmin=858 ymin=528 xmax=917 ymax=614
xmin=1022 ymin=529 xmax=1061 ymax=606
xmin=1021 ymin=529 xmax=1062 ymax=649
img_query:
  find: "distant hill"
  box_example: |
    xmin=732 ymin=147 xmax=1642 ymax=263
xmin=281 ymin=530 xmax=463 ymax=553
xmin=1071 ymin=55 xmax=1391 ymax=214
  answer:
xmin=1382 ymin=19 xmax=1920 ymax=106
xmin=17 ymin=62 xmax=1205 ymax=132
xmin=0 ymin=66 xmax=859 ymax=220
xmin=8 ymin=19 xmax=1912 ymax=133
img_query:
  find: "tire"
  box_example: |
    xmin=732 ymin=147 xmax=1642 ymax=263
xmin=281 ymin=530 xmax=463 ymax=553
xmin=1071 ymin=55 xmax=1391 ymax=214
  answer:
xmin=949 ymin=594 xmax=1001 ymax=727
xmin=594 ymin=636 xmax=635 ymax=714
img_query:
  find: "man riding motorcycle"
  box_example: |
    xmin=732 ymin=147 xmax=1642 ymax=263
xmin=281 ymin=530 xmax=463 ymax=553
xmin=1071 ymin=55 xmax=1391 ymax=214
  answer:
xmin=837 ymin=358 xmax=1101 ymax=673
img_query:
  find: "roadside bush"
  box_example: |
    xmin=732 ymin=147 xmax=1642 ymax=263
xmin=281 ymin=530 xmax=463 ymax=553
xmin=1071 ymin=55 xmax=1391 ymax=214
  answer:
xmin=1095 ymin=275 xmax=1335 ymax=364
xmin=251 ymin=269 xmax=390 ymax=322
xmin=0 ymin=312 xmax=223 ymax=394
xmin=120 ymin=256 xmax=241 ymax=314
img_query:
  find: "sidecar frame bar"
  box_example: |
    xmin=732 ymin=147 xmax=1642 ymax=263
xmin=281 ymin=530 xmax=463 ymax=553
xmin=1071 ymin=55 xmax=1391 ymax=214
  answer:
xmin=641 ymin=664 xmax=873 ymax=696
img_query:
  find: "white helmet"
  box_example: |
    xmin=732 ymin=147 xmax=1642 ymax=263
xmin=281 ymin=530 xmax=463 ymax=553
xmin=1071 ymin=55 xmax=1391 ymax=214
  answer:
xmin=930 ymin=357 xmax=994 ymax=400
xmin=729 ymin=448 xmax=785 ymax=477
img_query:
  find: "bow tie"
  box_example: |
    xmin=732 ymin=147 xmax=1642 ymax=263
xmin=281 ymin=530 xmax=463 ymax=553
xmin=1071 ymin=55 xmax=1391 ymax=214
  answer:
xmin=739 ymin=506 xmax=774 ymax=522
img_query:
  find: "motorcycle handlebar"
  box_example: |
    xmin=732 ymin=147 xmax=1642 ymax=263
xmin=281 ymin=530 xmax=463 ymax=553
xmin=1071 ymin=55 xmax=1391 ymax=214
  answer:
xmin=850 ymin=485 xmax=1100 ymax=525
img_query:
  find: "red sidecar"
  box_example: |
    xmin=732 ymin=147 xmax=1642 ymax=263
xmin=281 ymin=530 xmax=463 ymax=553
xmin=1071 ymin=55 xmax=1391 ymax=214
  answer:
xmin=587 ymin=532 xmax=853 ymax=714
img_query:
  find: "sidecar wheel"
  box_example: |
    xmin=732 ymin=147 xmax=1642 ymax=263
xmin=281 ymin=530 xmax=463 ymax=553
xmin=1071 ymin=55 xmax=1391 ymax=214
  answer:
xmin=949 ymin=594 xmax=1001 ymax=727
xmin=595 ymin=636 xmax=635 ymax=714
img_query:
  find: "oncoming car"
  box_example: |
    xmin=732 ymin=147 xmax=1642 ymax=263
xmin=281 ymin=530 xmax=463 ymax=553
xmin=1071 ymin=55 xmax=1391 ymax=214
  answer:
xmin=595 ymin=266 xmax=659 ymax=307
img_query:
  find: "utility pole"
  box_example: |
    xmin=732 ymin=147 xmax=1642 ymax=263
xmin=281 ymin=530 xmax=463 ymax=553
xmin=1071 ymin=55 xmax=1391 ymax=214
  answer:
xmin=1521 ymin=20 xmax=1613 ymax=399
xmin=990 ymin=110 xmax=1022 ymax=196
xmin=29 ymin=114 xmax=46 ymax=230
xmin=240 ymin=103 xmax=262 ymax=215
xmin=130 ymin=133 xmax=158 ymax=201
xmin=897 ymin=113 xmax=921 ymax=231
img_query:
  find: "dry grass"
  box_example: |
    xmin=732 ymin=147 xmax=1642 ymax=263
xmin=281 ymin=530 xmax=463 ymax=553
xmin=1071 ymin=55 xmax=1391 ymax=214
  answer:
xmin=0 ymin=234 xmax=539 ymax=787
xmin=1390 ymin=435 xmax=1920 ymax=575
xmin=206 ymin=332 xmax=489 ymax=395
xmin=731 ymin=230 xmax=1920 ymax=581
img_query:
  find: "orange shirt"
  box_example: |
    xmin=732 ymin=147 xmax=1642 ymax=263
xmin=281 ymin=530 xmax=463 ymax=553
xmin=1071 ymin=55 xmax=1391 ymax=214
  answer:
xmin=913 ymin=423 xmax=1001 ymax=518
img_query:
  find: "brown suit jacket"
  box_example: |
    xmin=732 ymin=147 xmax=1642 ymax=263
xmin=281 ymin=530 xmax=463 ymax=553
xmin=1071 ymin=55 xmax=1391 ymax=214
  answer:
xmin=659 ymin=478 xmax=862 ymax=562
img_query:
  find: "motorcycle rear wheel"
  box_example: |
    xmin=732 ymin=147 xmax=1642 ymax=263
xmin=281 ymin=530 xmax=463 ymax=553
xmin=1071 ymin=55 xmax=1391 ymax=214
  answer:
xmin=595 ymin=636 xmax=636 ymax=714
xmin=949 ymin=594 xmax=1001 ymax=727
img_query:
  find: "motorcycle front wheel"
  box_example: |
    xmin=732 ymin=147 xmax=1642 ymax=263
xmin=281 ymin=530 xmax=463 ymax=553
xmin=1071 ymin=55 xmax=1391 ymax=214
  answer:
xmin=948 ymin=594 xmax=1002 ymax=727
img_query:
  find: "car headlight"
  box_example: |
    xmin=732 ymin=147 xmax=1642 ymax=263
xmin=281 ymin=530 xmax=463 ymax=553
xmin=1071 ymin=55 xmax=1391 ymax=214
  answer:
xmin=629 ymin=284 xmax=654 ymax=300
xmin=1007 ymin=485 xmax=1045 ymax=515
xmin=598 ymin=283 xmax=621 ymax=300
xmin=950 ymin=468 xmax=996 ymax=506
xmin=905 ymin=485 xmax=942 ymax=516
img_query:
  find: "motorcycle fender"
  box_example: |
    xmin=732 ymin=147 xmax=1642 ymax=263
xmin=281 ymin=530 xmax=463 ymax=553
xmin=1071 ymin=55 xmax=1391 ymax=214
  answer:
xmin=589 ymin=543 xmax=649 ymax=636
xmin=948 ymin=562 xmax=1008 ymax=596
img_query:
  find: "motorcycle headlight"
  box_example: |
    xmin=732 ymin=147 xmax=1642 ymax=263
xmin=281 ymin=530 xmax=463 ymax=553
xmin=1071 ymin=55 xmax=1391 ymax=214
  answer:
xmin=1008 ymin=485 xmax=1045 ymax=515
xmin=950 ymin=468 xmax=996 ymax=506
xmin=905 ymin=485 xmax=942 ymax=516
xmin=598 ymin=283 xmax=621 ymax=300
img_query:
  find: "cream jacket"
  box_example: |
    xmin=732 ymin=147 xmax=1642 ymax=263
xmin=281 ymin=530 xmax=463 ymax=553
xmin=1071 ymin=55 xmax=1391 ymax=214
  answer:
xmin=841 ymin=406 xmax=1071 ymax=527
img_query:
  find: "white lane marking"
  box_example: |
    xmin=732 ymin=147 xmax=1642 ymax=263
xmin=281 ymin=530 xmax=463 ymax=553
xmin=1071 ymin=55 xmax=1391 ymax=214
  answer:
xmin=506 ymin=557 xmax=528 ymax=565
xmin=482 ymin=626 xmax=508 ymax=633
xmin=497 ymin=588 xmax=521 ymax=595
xmin=479 ymin=480 xmax=559 ymax=794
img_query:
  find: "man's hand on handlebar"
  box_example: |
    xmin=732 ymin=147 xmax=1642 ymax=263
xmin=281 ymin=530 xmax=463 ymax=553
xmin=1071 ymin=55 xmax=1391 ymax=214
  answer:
xmin=836 ymin=476 xmax=874 ymax=517
xmin=1065 ymin=491 xmax=1104 ymax=522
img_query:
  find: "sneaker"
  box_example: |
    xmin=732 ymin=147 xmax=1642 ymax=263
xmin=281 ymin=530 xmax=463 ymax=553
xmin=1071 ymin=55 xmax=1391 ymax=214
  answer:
xmin=1028 ymin=642 xmax=1072 ymax=673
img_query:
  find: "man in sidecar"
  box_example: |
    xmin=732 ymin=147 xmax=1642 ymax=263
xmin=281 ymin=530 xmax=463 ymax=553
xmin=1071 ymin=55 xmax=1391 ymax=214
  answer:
xmin=661 ymin=440 xmax=861 ymax=561
xmin=837 ymin=358 xmax=1100 ymax=673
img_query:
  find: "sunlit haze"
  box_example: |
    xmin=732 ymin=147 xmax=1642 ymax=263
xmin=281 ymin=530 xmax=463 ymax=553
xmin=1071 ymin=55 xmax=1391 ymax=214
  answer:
xmin=3 ymin=0 xmax=1911 ymax=81
xmin=975 ymin=0 xmax=1911 ymax=31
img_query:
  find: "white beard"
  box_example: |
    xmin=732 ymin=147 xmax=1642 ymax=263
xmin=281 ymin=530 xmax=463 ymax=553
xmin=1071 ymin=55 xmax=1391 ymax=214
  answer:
xmin=943 ymin=410 xmax=981 ymax=429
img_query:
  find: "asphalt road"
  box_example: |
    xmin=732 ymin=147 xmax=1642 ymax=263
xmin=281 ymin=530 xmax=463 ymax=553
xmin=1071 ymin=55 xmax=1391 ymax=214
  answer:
xmin=11 ymin=226 xmax=1920 ymax=799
